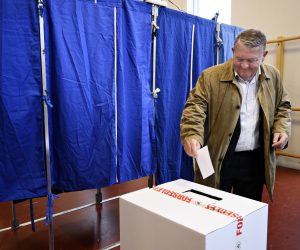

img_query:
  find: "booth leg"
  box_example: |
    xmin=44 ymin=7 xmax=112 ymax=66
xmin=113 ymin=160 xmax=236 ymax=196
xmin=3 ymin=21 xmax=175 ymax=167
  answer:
xmin=96 ymin=188 xmax=102 ymax=204
xmin=148 ymin=175 xmax=154 ymax=188
xmin=11 ymin=201 xmax=20 ymax=230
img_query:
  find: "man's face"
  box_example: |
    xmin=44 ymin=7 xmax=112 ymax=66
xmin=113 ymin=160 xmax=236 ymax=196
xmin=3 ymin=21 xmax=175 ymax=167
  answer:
xmin=232 ymin=40 xmax=267 ymax=81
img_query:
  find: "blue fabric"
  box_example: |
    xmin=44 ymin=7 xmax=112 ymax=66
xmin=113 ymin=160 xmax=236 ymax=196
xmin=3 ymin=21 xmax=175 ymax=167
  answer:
xmin=45 ymin=0 xmax=120 ymax=191
xmin=219 ymin=23 xmax=244 ymax=64
xmin=0 ymin=1 xmax=47 ymax=202
xmin=155 ymin=9 xmax=216 ymax=185
xmin=192 ymin=17 xmax=216 ymax=86
xmin=117 ymin=1 xmax=155 ymax=182
xmin=44 ymin=0 xmax=154 ymax=190
xmin=0 ymin=0 xmax=240 ymax=201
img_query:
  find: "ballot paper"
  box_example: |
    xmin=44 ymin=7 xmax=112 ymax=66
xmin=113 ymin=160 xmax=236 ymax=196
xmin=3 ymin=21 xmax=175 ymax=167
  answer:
xmin=195 ymin=146 xmax=214 ymax=179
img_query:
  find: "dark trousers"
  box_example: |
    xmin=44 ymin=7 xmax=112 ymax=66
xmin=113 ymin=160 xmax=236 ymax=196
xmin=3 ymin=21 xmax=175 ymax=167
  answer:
xmin=220 ymin=148 xmax=265 ymax=201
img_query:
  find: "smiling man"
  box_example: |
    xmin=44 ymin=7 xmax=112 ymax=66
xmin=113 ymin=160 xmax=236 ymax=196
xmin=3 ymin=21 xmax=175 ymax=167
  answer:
xmin=180 ymin=29 xmax=291 ymax=201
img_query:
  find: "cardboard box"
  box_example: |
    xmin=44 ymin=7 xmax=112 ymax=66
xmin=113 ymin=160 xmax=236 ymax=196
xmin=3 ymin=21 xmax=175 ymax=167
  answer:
xmin=120 ymin=179 xmax=268 ymax=250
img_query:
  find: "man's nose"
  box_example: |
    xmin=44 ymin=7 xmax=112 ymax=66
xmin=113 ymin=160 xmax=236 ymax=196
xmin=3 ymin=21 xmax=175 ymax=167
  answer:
xmin=240 ymin=61 xmax=250 ymax=68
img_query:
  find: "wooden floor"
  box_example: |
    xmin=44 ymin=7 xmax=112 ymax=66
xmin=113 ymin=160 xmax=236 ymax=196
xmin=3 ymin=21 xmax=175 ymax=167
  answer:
xmin=0 ymin=166 xmax=299 ymax=250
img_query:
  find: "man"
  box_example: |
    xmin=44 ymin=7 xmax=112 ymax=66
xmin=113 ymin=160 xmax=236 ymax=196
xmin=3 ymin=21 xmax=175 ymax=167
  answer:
xmin=180 ymin=29 xmax=291 ymax=201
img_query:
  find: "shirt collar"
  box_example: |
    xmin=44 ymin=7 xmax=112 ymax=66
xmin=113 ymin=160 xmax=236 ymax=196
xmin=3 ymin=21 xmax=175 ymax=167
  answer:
xmin=235 ymin=67 xmax=261 ymax=84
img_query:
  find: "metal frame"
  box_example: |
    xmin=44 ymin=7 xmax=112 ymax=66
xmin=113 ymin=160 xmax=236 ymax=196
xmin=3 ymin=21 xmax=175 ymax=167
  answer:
xmin=145 ymin=0 xmax=167 ymax=187
xmin=37 ymin=1 xmax=54 ymax=249
xmin=212 ymin=12 xmax=222 ymax=65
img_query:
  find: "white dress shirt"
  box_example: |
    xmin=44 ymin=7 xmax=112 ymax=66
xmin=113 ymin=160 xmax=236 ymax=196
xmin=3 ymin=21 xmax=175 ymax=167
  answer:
xmin=235 ymin=71 xmax=261 ymax=152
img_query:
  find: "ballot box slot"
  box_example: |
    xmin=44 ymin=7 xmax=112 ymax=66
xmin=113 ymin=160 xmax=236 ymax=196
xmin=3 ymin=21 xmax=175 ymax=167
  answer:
xmin=183 ymin=189 xmax=222 ymax=201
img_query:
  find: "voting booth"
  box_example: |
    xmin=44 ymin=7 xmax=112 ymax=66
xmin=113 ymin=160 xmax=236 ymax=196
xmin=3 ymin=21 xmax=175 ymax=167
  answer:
xmin=120 ymin=179 xmax=268 ymax=250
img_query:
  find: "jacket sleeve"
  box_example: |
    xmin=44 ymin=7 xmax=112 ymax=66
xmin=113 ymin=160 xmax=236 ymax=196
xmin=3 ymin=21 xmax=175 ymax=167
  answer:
xmin=272 ymin=70 xmax=292 ymax=136
xmin=180 ymin=73 xmax=209 ymax=146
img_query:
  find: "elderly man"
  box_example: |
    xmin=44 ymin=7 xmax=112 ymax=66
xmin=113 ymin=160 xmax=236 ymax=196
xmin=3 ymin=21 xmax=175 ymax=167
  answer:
xmin=180 ymin=29 xmax=291 ymax=201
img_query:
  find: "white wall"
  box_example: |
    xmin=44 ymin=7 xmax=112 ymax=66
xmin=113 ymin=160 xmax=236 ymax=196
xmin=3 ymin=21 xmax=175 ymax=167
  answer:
xmin=186 ymin=0 xmax=231 ymax=24
xmin=232 ymin=0 xmax=300 ymax=170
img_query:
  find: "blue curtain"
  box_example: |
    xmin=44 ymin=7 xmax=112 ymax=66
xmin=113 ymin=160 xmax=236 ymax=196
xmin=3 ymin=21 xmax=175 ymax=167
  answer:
xmin=192 ymin=17 xmax=216 ymax=80
xmin=45 ymin=0 xmax=119 ymax=191
xmin=0 ymin=0 xmax=241 ymax=202
xmin=219 ymin=23 xmax=244 ymax=64
xmin=155 ymin=9 xmax=216 ymax=184
xmin=117 ymin=1 xmax=155 ymax=182
xmin=0 ymin=0 xmax=47 ymax=201
xmin=44 ymin=0 xmax=154 ymax=191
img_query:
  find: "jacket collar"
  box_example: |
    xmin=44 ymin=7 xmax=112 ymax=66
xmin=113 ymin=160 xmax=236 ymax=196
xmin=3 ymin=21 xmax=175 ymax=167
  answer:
xmin=259 ymin=63 xmax=271 ymax=82
xmin=220 ymin=58 xmax=235 ymax=82
xmin=219 ymin=58 xmax=271 ymax=82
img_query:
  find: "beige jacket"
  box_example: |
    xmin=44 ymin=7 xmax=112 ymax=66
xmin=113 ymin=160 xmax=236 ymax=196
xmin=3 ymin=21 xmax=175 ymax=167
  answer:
xmin=180 ymin=59 xmax=291 ymax=199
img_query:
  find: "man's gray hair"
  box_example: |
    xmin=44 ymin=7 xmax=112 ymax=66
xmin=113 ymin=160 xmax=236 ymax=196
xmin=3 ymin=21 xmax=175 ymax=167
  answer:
xmin=234 ymin=29 xmax=267 ymax=51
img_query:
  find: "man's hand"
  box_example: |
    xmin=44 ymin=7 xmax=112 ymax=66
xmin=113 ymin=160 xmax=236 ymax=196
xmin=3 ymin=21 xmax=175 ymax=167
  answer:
xmin=272 ymin=132 xmax=288 ymax=150
xmin=183 ymin=138 xmax=201 ymax=157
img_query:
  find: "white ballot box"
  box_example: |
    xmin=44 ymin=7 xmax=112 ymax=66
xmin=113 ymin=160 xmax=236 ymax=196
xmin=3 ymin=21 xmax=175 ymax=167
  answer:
xmin=120 ymin=179 xmax=268 ymax=250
